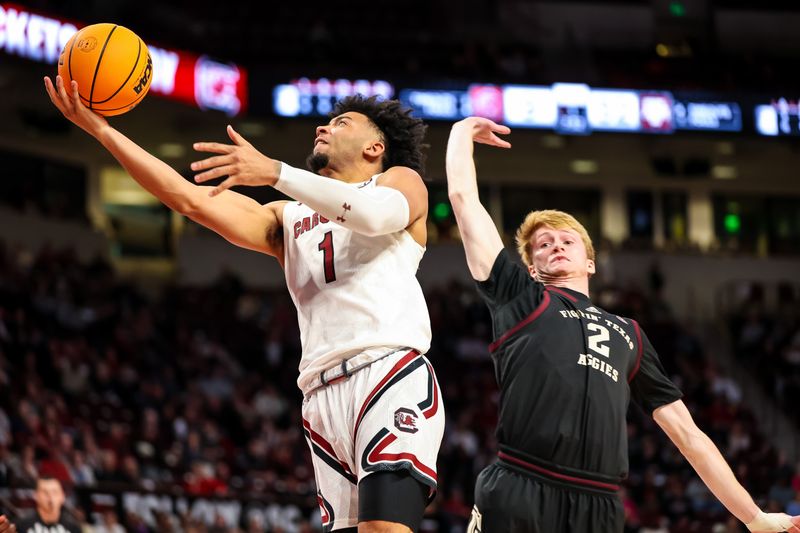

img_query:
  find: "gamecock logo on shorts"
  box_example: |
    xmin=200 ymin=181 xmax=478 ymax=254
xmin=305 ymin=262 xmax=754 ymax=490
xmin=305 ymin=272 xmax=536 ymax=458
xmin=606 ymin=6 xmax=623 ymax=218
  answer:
xmin=394 ymin=408 xmax=419 ymax=434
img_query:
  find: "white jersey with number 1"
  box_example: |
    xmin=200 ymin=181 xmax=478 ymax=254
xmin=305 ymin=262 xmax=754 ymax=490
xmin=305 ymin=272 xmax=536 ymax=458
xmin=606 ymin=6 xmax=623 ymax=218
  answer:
xmin=281 ymin=175 xmax=432 ymax=394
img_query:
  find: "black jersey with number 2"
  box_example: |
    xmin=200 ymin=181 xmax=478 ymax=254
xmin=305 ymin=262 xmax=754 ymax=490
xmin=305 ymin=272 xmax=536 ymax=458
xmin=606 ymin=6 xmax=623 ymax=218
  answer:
xmin=476 ymin=249 xmax=683 ymax=481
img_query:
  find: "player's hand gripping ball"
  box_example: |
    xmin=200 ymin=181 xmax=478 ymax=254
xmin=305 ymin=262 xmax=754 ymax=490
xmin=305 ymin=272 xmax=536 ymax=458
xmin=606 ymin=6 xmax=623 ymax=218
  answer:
xmin=58 ymin=23 xmax=153 ymax=116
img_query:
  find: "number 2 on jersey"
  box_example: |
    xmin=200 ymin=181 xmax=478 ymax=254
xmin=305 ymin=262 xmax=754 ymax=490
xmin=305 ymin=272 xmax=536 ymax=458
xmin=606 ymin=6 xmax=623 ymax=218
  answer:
xmin=318 ymin=231 xmax=337 ymax=283
xmin=587 ymin=323 xmax=610 ymax=357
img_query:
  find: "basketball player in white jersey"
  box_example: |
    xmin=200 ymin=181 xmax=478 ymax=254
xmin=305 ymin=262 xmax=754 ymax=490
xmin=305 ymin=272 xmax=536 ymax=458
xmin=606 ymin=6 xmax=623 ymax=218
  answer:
xmin=45 ymin=76 xmax=444 ymax=533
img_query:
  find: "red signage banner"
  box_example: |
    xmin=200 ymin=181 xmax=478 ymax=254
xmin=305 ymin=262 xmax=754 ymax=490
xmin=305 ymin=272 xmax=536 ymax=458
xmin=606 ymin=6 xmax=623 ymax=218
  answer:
xmin=0 ymin=3 xmax=248 ymax=115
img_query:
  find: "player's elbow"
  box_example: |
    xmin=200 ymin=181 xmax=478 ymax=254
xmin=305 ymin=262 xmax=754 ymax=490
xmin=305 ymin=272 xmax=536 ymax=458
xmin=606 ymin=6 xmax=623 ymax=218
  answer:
xmin=448 ymin=188 xmax=476 ymax=205
xmin=361 ymin=223 xmax=384 ymax=237
xmin=655 ymin=402 xmax=709 ymax=459
xmin=448 ymin=190 xmax=480 ymax=218
xmin=175 ymin=196 xmax=200 ymax=218
xmin=355 ymin=220 xmax=400 ymax=237
xmin=174 ymin=187 xmax=211 ymax=218
xmin=671 ymin=424 xmax=710 ymax=460
xmin=350 ymin=205 xmax=410 ymax=236
xmin=447 ymin=188 xmax=465 ymax=203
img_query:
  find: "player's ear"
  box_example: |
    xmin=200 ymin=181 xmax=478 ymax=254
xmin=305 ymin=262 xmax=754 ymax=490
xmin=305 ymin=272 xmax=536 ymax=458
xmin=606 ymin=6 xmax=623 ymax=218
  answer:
xmin=527 ymin=264 xmax=538 ymax=279
xmin=586 ymin=259 xmax=596 ymax=275
xmin=363 ymin=139 xmax=385 ymax=161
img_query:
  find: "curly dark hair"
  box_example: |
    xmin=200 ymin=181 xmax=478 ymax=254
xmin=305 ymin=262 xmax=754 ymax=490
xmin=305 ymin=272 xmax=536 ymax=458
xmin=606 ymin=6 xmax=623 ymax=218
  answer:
xmin=331 ymin=95 xmax=428 ymax=176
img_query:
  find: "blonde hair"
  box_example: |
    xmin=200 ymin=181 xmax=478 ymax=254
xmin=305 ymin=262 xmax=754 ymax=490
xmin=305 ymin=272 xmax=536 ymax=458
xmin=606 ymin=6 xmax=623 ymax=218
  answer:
xmin=515 ymin=209 xmax=595 ymax=266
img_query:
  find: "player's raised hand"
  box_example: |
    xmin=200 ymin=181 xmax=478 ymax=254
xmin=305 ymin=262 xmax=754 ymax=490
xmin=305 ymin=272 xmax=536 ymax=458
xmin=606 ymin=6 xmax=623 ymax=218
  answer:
xmin=192 ymin=125 xmax=282 ymax=196
xmin=43 ymin=76 xmax=109 ymax=137
xmin=452 ymin=117 xmax=511 ymax=149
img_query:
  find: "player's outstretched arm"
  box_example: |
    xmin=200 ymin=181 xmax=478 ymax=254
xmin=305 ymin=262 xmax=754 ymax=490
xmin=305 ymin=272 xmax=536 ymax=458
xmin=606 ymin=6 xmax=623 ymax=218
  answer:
xmin=192 ymin=126 xmax=424 ymax=237
xmin=44 ymin=76 xmax=284 ymax=258
xmin=446 ymin=117 xmax=510 ymax=281
xmin=654 ymin=400 xmax=800 ymax=532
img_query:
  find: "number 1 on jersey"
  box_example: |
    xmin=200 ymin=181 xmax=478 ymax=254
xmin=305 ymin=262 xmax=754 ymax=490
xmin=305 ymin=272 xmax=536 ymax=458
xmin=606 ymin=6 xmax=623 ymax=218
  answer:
xmin=318 ymin=231 xmax=337 ymax=283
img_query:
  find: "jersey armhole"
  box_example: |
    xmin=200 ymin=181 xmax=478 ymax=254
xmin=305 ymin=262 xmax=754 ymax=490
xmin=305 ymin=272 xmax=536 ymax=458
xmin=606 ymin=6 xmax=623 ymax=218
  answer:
xmin=627 ymin=319 xmax=644 ymax=383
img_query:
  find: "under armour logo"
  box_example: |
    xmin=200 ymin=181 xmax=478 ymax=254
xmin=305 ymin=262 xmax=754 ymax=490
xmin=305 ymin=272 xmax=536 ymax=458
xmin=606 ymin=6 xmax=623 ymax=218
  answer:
xmin=336 ymin=202 xmax=351 ymax=223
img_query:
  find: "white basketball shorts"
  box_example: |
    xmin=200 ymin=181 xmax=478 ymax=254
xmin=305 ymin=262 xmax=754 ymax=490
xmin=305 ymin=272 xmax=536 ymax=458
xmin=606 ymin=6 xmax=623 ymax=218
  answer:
xmin=301 ymin=349 xmax=445 ymax=531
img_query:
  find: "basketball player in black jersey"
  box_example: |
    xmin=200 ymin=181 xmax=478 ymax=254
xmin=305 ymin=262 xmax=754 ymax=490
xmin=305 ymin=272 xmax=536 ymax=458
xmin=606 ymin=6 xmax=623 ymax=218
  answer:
xmin=445 ymin=116 xmax=800 ymax=533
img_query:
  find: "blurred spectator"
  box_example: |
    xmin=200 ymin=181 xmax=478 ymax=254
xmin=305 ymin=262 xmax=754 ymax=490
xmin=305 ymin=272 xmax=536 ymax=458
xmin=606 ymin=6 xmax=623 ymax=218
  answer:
xmin=727 ymin=284 xmax=800 ymax=425
xmin=93 ymin=511 xmax=125 ymax=533
xmin=184 ymin=461 xmax=227 ymax=496
xmin=15 ymin=477 xmax=81 ymax=533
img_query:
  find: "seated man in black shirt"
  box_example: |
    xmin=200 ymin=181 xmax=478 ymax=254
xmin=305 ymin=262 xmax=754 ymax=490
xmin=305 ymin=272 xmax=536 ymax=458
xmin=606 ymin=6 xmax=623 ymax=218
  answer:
xmin=16 ymin=477 xmax=81 ymax=533
xmin=445 ymin=116 xmax=800 ymax=533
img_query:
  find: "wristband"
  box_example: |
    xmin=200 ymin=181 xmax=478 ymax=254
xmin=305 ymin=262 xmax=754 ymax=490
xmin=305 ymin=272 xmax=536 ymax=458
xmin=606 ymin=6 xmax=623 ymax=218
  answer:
xmin=746 ymin=511 xmax=793 ymax=532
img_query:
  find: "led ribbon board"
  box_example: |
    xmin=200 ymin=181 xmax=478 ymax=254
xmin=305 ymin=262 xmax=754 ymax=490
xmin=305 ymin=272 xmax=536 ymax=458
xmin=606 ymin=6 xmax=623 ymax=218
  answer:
xmin=0 ymin=3 xmax=248 ymax=115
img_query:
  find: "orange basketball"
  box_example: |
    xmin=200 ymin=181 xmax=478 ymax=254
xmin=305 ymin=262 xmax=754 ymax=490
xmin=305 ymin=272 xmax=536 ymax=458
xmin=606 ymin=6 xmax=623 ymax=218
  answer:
xmin=58 ymin=23 xmax=153 ymax=117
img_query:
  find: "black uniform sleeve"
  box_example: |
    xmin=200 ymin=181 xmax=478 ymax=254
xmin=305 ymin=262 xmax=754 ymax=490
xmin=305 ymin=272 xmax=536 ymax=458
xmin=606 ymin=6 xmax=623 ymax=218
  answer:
xmin=630 ymin=325 xmax=683 ymax=414
xmin=63 ymin=518 xmax=82 ymax=533
xmin=15 ymin=515 xmax=36 ymax=533
xmin=475 ymin=249 xmax=544 ymax=311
